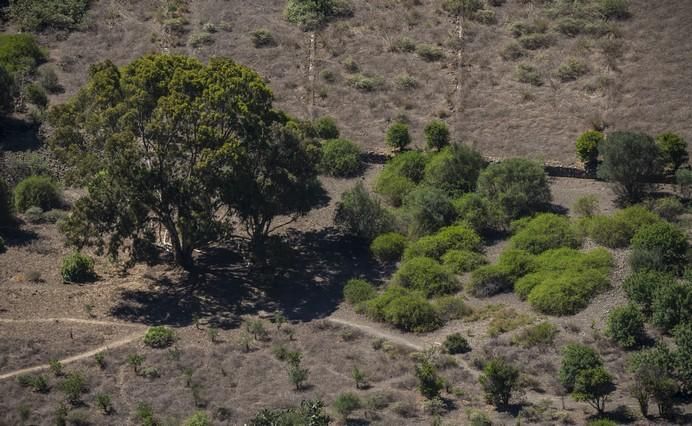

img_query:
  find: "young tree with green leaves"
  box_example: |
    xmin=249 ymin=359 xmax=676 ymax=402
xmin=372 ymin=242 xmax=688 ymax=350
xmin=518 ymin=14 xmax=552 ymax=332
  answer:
xmin=572 ymin=367 xmax=615 ymax=415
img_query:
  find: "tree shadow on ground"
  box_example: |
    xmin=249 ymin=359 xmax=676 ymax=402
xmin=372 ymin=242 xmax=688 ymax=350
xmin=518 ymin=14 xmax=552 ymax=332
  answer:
xmin=0 ymin=225 xmax=38 ymax=247
xmin=110 ymin=227 xmax=391 ymax=328
xmin=0 ymin=116 xmax=41 ymax=152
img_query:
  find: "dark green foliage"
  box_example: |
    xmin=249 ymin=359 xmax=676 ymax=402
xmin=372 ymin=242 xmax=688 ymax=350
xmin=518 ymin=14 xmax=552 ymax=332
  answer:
xmin=572 ymin=367 xmax=615 ymax=414
xmin=250 ymin=29 xmax=276 ymax=48
xmin=582 ymin=205 xmax=661 ymax=248
xmin=416 ymin=44 xmax=444 ymax=62
xmin=628 ymin=344 xmax=676 ymax=418
xmin=559 ymin=343 xmax=603 ymax=392
xmin=650 ymin=196 xmax=685 ymax=222
xmin=415 ymin=359 xmax=443 ymax=399
xmin=24 ymin=82 xmax=48 ymax=108
xmin=60 ymin=373 xmax=87 ymax=405
xmin=423 ymin=144 xmax=485 ymax=197
xmin=432 ymin=295 xmax=472 ymax=321
xmin=516 ymin=63 xmax=543 ymax=86
xmin=96 ymin=393 xmax=113 ymax=415
xmin=676 ymin=168 xmax=692 ymax=198
xmin=597 ymin=131 xmax=661 ymax=202
xmin=674 ymin=323 xmax=692 ymax=392
xmin=334 ymin=183 xmax=394 ymax=241
xmin=630 ymin=221 xmax=688 ymax=274
xmin=424 ymin=120 xmax=450 ymax=150
xmin=656 ymin=132 xmax=688 ymax=172
xmin=402 ymin=187 xmax=456 ymax=236
xmin=443 ymin=0 xmax=483 ymax=17
xmin=393 ymin=257 xmax=458 ymax=297
xmin=135 ymin=402 xmax=157 ymax=426
xmin=60 ymin=252 xmax=95 ymax=283
xmin=443 ymin=332 xmax=471 ymax=354
xmin=284 ymin=0 xmax=353 ymax=30
xmin=38 ymin=66 xmax=61 ymax=93
xmin=598 ymin=0 xmax=630 ymax=20
xmin=477 ymin=158 xmax=551 ymax=221
xmin=497 ymin=248 xmax=537 ymax=281
xmin=512 ymin=322 xmax=558 ymax=348
xmin=17 ymin=374 xmax=49 ymax=393
xmin=453 ymin=193 xmax=504 ymax=234
xmin=370 ymin=232 xmax=407 ymax=262
xmin=333 ymin=392 xmax=361 ymax=419
xmin=509 ymin=213 xmax=580 ymax=255
xmin=404 ymin=224 xmax=482 ymax=260
xmin=343 ymin=279 xmax=376 ymax=305
xmin=13 ymin=176 xmax=61 ymax=213
xmin=518 ymin=33 xmax=554 ymax=50
xmin=623 ymin=270 xmax=676 ymax=316
xmin=144 ymin=326 xmax=175 ymax=348
xmin=606 ymin=304 xmax=645 ymax=349
xmin=479 ymin=358 xmax=521 ymax=407
xmin=365 ymin=286 xmax=441 ymax=332
xmin=576 ymin=130 xmax=604 ymax=166
xmin=468 ymin=265 xmax=513 ymax=297
xmin=375 ymin=151 xmax=427 ymax=206
xmin=318 ymin=138 xmax=362 ymax=177
xmin=8 ymin=0 xmax=89 ymax=31
xmin=250 ymin=400 xmax=330 ymax=426
xmin=441 ymin=249 xmax=487 ymax=274
xmin=651 ymin=281 xmax=692 ymax=332
xmin=183 ymin=412 xmax=210 ymax=426
xmin=0 ymin=34 xmax=46 ymax=75
xmin=288 ymin=363 xmax=309 ymax=390
xmin=385 ymin=122 xmax=411 ymax=150
xmin=557 ymin=59 xmax=589 ymax=82
xmin=313 ymin=116 xmax=340 ymax=139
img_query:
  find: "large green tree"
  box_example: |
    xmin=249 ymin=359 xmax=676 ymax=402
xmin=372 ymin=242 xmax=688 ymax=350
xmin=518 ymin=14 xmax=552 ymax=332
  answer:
xmin=50 ymin=54 xmax=321 ymax=268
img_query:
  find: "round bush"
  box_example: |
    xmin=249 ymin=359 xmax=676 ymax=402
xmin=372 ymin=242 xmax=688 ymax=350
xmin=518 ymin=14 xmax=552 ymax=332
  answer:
xmin=370 ymin=232 xmax=407 ymax=262
xmin=631 ymin=222 xmax=688 ymax=273
xmin=497 ymin=248 xmax=536 ymax=281
xmin=606 ymin=304 xmax=645 ymax=349
xmin=184 ymin=412 xmax=211 ymax=426
xmin=424 ymin=119 xmax=450 ymax=150
xmin=404 ymin=225 xmax=482 ymax=260
xmin=651 ymin=282 xmax=692 ymax=332
xmin=527 ymin=269 xmax=609 ymax=315
xmin=559 ymin=343 xmax=603 ymax=391
xmin=365 ymin=286 xmax=442 ymax=332
xmin=375 ymin=151 xmax=427 ymax=206
xmin=383 ymin=151 xmax=428 ymax=183
xmin=575 ymin=130 xmax=604 ymax=165
xmin=343 ymin=279 xmax=377 ymax=305
xmin=468 ymin=265 xmax=512 ymax=297
xmin=318 ymin=139 xmax=362 ymax=177
xmin=313 ymin=116 xmax=339 ymax=139
xmin=334 ymin=183 xmax=394 ymax=241
xmin=393 ymin=257 xmax=458 ymax=297
xmin=441 ymin=249 xmax=487 ymax=274
xmin=403 ymin=186 xmax=456 ymax=236
xmin=477 ymin=159 xmax=551 ymax=220
xmin=14 ymin=176 xmax=61 ymax=213
xmin=585 ymin=206 xmax=661 ymax=248
xmin=385 ymin=122 xmax=411 ymax=150
xmin=656 ymin=132 xmax=688 ymax=171
xmin=510 ymin=213 xmax=580 ymax=254
xmin=651 ymin=196 xmax=685 ymax=221
xmin=143 ymin=326 xmax=176 ymax=348
xmin=423 ymin=144 xmax=485 ymax=197
xmin=60 ymin=252 xmax=95 ymax=283
xmin=443 ymin=332 xmax=471 ymax=354
xmin=453 ymin=193 xmax=504 ymax=234
xmin=622 ymin=271 xmax=675 ymax=316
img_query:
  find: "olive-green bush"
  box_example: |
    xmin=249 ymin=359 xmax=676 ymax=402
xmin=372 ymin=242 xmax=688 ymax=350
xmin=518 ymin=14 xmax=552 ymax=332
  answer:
xmin=143 ymin=326 xmax=176 ymax=348
xmin=559 ymin=343 xmax=603 ymax=392
xmin=14 ymin=175 xmax=61 ymax=213
xmin=370 ymin=232 xmax=407 ymax=262
xmin=452 ymin=193 xmax=504 ymax=234
xmin=8 ymin=0 xmax=90 ymax=31
xmin=432 ymin=295 xmax=472 ymax=321
xmin=365 ymin=286 xmax=442 ymax=332
xmin=576 ymin=130 xmax=604 ymax=166
xmin=468 ymin=265 xmax=513 ymax=297
xmin=509 ymin=213 xmax=581 ymax=254
xmin=393 ymin=257 xmax=458 ymax=297
xmin=318 ymin=139 xmax=362 ymax=177
xmin=375 ymin=151 xmax=427 ymax=206
xmin=622 ymin=270 xmax=676 ymax=316
xmin=443 ymin=332 xmax=471 ymax=354
xmin=651 ymin=281 xmax=692 ymax=332
xmin=385 ymin=122 xmax=411 ymax=150
xmin=284 ymin=0 xmax=353 ymax=30
xmin=404 ymin=224 xmax=482 ymax=260
xmin=441 ymin=249 xmax=487 ymax=274
xmin=423 ymin=144 xmax=485 ymax=197
xmin=313 ymin=116 xmax=340 ymax=140
xmin=424 ymin=119 xmax=450 ymax=150
xmin=582 ymin=205 xmax=661 ymax=248
xmin=655 ymin=132 xmax=688 ymax=172
xmin=343 ymin=279 xmax=377 ymax=305
xmin=630 ymin=221 xmax=688 ymax=274
xmin=496 ymin=248 xmax=537 ymax=282
xmin=606 ymin=304 xmax=645 ymax=349
xmin=334 ymin=183 xmax=394 ymax=241
xmin=60 ymin=251 xmax=95 ymax=283
xmin=402 ymin=186 xmax=456 ymax=237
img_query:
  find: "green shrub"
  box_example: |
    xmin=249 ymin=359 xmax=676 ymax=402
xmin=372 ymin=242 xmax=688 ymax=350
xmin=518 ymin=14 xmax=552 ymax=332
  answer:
xmin=479 ymin=358 xmax=521 ymax=407
xmin=606 ymin=304 xmax=645 ymax=349
xmin=384 ymin=151 xmax=428 ymax=183
xmin=497 ymin=248 xmax=536 ymax=281
xmin=60 ymin=251 xmax=95 ymax=283
xmin=656 ymin=132 xmax=688 ymax=172
xmin=334 ymin=183 xmax=394 ymax=240
xmin=598 ymin=0 xmax=630 ymax=20
xmin=313 ymin=116 xmax=339 ymax=140
xmin=13 ymin=176 xmax=61 ymax=212
xmin=468 ymin=265 xmax=512 ymax=297
xmin=375 ymin=151 xmax=427 ymax=206
xmin=500 ymin=42 xmax=525 ymax=61
xmin=572 ymin=195 xmax=599 ymax=218
xmin=144 ymin=326 xmax=176 ymax=348
xmin=677 ymin=168 xmax=692 ymax=198
xmin=393 ymin=257 xmax=458 ymax=297
xmin=512 ymin=322 xmax=558 ymax=347
xmin=374 ymin=173 xmax=415 ymax=208
xmin=509 ymin=213 xmax=580 ymax=254
xmin=557 ymin=17 xmax=587 ymax=37
xmin=415 ymin=359 xmax=443 ymax=399
xmin=650 ymin=196 xmax=685 ymax=222
xmin=284 ymin=0 xmax=353 ymax=30
xmin=347 ymin=73 xmax=384 ymax=92
xmin=576 ymin=130 xmax=604 ymax=166
xmin=651 ymin=281 xmax=692 ymax=332
xmin=395 ymin=73 xmax=418 ymax=90
xmin=477 ymin=158 xmax=551 ymax=220
xmin=391 ymin=36 xmax=417 ymax=53
xmin=0 ymin=34 xmax=46 ymax=75
xmin=674 ymin=323 xmax=692 ymax=391
xmin=60 ymin=373 xmax=87 ymax=405
xmin=333 ymin=392 xmax=361 ymax=419
xmin=441 ymin=249 xmax=487 ymax=274
xmin=24 ymin=83 xmax=48 ymax=108
xmin=8 ymin=0 xmax=90 ymax=31
xmin=385 ymin=122 xmax=411 ymax=151
xmin=518 ymin=33 xmax=553 ymax=50
xmin=365 ymin=286 xmax=442 ymax=332
xmin=443 ymin=332 xmax=471 ymax=354
xmin=318 ymin=139 xmax=362 ymax=177
xmin=17 ymin=374 xmax=49 ymax=393
xmin=630 ymin=221 xmax=688 ymax=274
xmin=516 ymin=63 xmax=543 ymax=86
xmin=404 ymin=225 xmax=482 ymax=260
xmin=572 ymin=366 xmax=615 ymax=415
xmin=557 ymin=59 xmax=589 ymax=82
xmin=443 ymin=0 xmax=483 ymax=17
xmin=370 ymin=232 xmax=407 ymax=262
xmin=423 ymin=144 xmax=485 ymax=197
xmin=432 ymin=295 xmax=472 ymax=321
xmin=584 ymin=205 xmax=661 ymax=248
xmin=402 ymin=186 xmax=456 ymax=236
xmin=623 ymin=270 xmax=676 ymax=316
xmin=510 ymin=19 xmax=548 ymax=38
xmin=183 ymin=411 xmax=211 ymax=426
xmin=453 ymin=193 xmax=504 ymax=233
xmin=559 ymin=343 xmax=603 ymax=392
xmin=424 ymin=120 xmax=450 ymax=151
xmin=597 ymin=131 xmax=661 ymax=202
xmin=416 ymin=44 xmax=444 ymax=61
xmin=343 ymin=279 xmax=376 ymax=305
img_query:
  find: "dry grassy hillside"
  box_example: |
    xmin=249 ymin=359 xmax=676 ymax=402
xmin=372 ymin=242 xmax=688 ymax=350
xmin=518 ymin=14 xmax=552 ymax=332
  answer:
xmin=25 ymin=0 xmax=692 ymax=165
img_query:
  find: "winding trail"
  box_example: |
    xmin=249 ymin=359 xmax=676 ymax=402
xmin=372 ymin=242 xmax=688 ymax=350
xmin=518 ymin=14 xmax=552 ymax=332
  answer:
xmin=327 ymin=317 xmax=424 ymax=351
xmin=0 ymin=318 xmax=146 ymax=381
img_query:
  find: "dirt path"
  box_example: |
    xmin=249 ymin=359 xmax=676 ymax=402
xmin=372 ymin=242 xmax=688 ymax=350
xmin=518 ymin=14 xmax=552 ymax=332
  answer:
xmin=326 ymin=317 xmax=424 ymax=351
xmin=0 ymin=317 xmax=144 ymax=328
